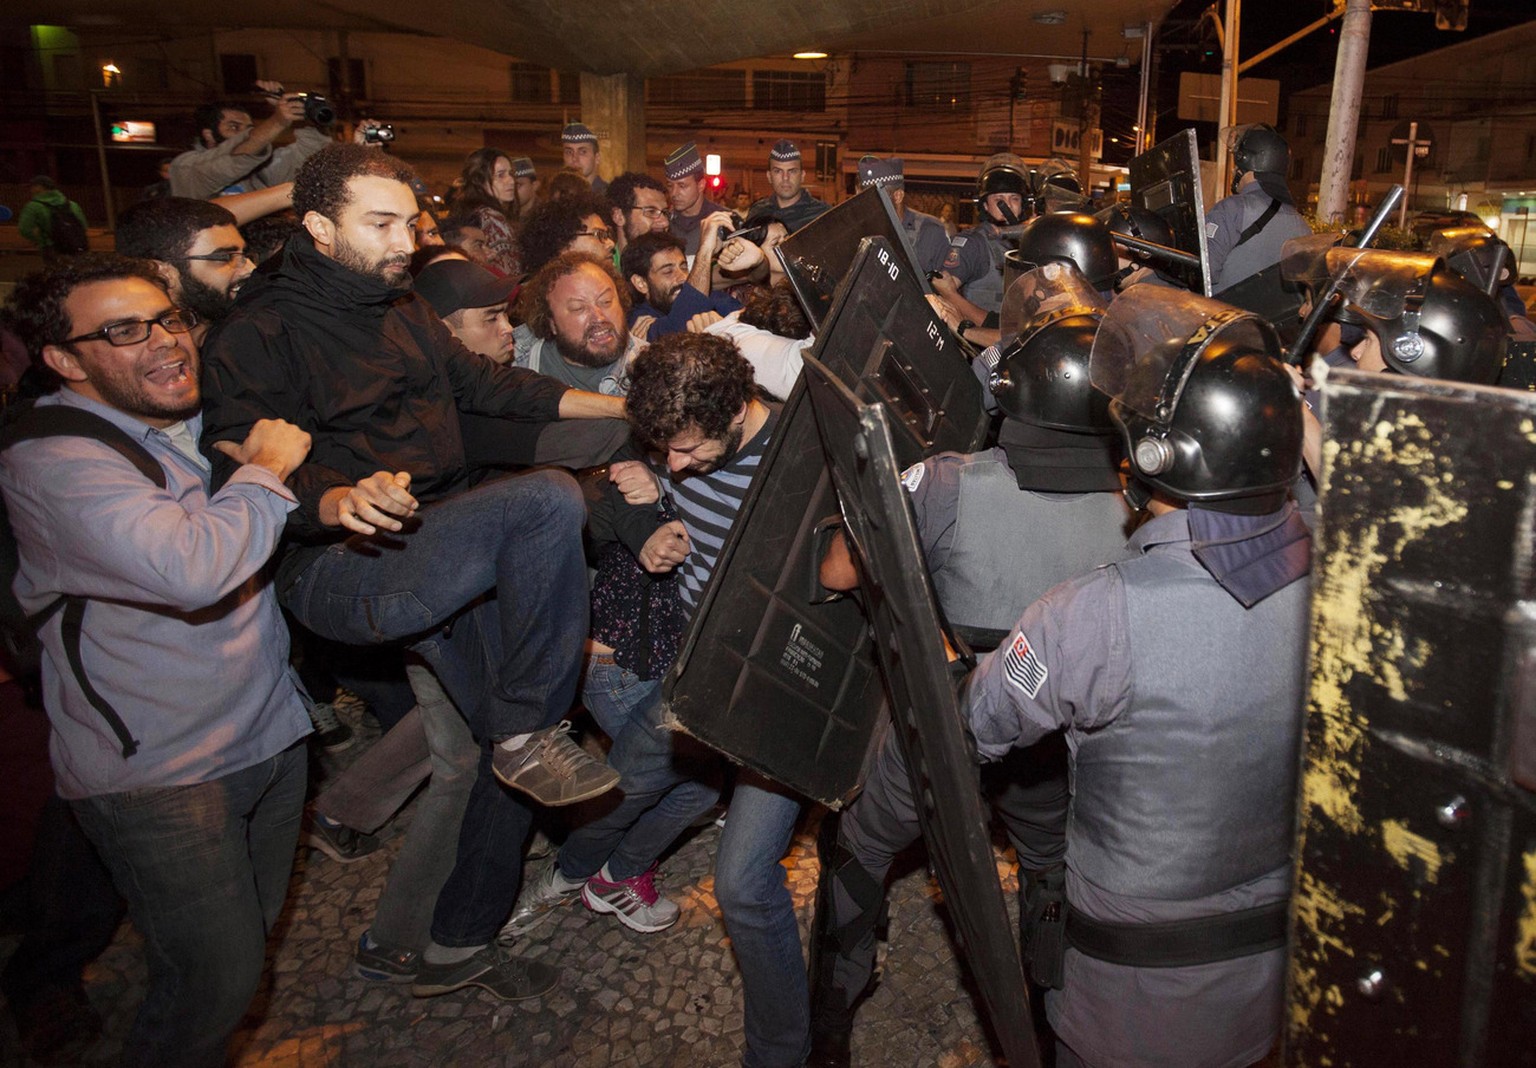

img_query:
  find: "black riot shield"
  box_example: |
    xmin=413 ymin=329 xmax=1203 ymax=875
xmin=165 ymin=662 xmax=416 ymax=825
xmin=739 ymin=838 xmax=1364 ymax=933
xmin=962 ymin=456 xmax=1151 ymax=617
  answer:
xmin=1214 ymin=261 xmax=1306 ymax=349
xmin=801 ymin=354 xmax=1041 ymax=1068
xmin=774 ymin=186 xmax=928 ymax=330
xmin=663 ymin=237 xmax=986 ymax=805
xmin=1498 ymin=339 xmax=1536 ymax=392
xmin=1286 ymin=367 xmax=1536 ymax=1067
xmin=1130 ymin=129 xmax=1212 ymax=296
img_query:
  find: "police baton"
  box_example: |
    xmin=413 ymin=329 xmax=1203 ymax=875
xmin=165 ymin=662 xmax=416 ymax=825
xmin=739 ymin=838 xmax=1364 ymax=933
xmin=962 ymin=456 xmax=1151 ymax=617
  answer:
xmin=1285 ymin=183 xmax=1404 ymax=366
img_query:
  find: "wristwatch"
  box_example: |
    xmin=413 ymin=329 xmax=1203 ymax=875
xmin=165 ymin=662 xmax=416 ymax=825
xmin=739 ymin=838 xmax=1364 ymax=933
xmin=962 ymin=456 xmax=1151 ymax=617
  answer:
xmin=955 ymin=319 xmax=975 ymax=339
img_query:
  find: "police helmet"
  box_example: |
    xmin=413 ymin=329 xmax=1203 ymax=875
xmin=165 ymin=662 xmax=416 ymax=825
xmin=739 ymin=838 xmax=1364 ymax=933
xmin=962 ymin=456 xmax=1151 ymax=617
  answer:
xmin=1012 ymin=213 xmax=1120 ymax=290
xmin=1229 ymin=124 xmax=1290 ymax=179
xmin=1360 ymin=264 xmax=1506 ymax=384
xmin=1091 ymin=288 xmax=1301 ymax=508
xmin=1095 ymin=204 xmax=1175 ymax=249
xmin=975 ymin=153 xmax=1029 ymax=201
xmin=1426 ymin=226 xmax=1515 ymax=297
xmin=989 ymin=314 xmax=1111 ymax=432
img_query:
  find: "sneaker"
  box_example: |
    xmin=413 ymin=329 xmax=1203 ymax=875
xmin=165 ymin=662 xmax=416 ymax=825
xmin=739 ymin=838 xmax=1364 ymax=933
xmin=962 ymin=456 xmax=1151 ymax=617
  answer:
xmin=491 ymin=721 xmax=619 ymax=806
xmin=306 ymin=816 xmax=380 ymax=863
xmin=498 ymin=860 xmax=584 ymax=940
xmin=307 ymin=701 xmax=355 ymax=752
xmin=581 ymin=863 xmax=680 ymax=933
xmin=353 ymin=932 xmax=419 ymax=983
xmin=411 ymin=944 xmax=558 ymax=1000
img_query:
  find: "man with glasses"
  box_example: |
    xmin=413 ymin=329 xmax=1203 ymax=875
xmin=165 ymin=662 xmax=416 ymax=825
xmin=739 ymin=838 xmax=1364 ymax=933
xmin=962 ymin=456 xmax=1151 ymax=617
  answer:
xmin=606 ymin=172 xmax=671 ymax=257
xmin=116 ymin=197 xmax=256 ymax=343
xmin=0 ymin=254 xmax=315 ymax=1067
xmin=515 ymin=191 xmax=618 ymax=276
xmin=169 ymin=80 xmax=332 ymax=200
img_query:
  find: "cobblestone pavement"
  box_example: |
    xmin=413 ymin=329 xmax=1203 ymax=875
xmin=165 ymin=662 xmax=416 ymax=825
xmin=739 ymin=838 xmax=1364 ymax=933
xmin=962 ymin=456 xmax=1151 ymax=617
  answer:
xmin=0 ymin=708 xmax=1027 ymax=1068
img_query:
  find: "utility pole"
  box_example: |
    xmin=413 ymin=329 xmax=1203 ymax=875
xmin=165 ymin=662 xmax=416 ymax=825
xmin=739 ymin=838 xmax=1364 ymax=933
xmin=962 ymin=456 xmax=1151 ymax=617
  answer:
xmin=1390 ymin=121 xmax=1433 ymax=228
xmin=1317 ymin=0 xmax=1372 ymax=225
xmin=1214 ymin=0 xmax=1241 ymax=199
xmin=1076 ymin=31 xmax=1095 ymax=196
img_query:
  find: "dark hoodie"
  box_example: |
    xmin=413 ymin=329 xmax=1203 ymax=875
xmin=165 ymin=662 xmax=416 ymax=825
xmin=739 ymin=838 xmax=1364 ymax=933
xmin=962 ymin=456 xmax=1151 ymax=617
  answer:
xmin=200 ymin=235 xmax=570 ymax=567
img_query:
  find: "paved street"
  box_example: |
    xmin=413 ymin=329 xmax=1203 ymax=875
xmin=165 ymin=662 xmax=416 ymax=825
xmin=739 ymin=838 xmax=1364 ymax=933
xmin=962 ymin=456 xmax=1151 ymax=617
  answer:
xmin=0 ymin=705 xmax=1023 ymax=1067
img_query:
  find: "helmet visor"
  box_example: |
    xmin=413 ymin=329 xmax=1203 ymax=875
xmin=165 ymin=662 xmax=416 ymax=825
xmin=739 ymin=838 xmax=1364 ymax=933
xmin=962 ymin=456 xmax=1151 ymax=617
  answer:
xmin=1279 ymin=231 xmax=1346 ymax=294
xmin=1328 ymin=248 xmax=1439 ymax=322
xmin=1090 ymin=287 xmax=1278 ymax=421
xmin=999 ymin=261 xmax=1105 ymax=342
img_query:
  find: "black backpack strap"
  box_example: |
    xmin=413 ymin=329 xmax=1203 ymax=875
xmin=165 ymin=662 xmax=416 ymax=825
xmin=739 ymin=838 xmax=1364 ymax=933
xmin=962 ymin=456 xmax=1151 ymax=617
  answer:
xmin=1233 ymin=199 xmax=1282 ymax=249
xmin=0 ymin=403 xmax=163 ymax=759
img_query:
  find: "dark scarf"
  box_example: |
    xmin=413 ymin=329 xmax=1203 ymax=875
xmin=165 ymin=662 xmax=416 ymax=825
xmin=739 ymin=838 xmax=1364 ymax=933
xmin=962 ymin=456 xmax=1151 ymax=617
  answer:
xmin=1187 ymin=500 xmax=1311 ymax=607
xmin=997 ymin=419 xmax=1123 ymax=494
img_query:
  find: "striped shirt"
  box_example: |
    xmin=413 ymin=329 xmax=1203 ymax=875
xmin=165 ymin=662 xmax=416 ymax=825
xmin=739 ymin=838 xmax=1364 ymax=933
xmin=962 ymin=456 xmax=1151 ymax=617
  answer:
xmin=666 ymin=405 xmax=780 ymax=612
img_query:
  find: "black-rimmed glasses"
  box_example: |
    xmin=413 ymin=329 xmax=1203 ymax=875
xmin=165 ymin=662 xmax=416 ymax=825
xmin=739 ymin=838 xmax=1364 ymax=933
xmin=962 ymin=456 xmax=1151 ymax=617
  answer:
xmin=182 ymin=250 xmax=253 ymax=265
xmin=63 ymin=308 xmax=199 ymax=347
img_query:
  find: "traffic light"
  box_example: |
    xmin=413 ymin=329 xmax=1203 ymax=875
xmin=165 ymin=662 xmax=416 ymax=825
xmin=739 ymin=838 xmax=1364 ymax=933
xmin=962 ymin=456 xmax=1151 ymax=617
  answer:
xmin=708 ymin=174 xmax=726 ymax=195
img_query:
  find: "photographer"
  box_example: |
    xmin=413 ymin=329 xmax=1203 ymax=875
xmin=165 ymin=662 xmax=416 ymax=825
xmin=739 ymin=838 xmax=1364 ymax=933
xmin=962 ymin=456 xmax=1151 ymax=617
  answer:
xmin=169 ymin=80 xmax=334 ymax=200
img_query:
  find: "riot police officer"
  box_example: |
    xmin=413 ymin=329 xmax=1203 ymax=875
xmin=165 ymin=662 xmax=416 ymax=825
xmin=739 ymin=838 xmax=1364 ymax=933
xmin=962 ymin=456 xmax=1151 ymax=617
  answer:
xmin=959 ymin=285 xmax=1311 ymax=1068
xmin=941 ymin=153 xmax=1032 ymax=316
xmin=1206 ymin=124 xmax=1311 ymax=293
xmin=809 ymin=263 xmax=1137 ymax=1066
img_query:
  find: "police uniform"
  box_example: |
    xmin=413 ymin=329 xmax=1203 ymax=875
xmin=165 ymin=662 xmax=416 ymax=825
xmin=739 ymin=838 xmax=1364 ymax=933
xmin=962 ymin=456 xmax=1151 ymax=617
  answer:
xmin=670 ymin=199 xmax=727 ymax=260
xmin=899 ymin=206 xmax=952 ymax=275
xmin=962 ymin=507 xmax=1308 ymax=1068
xmin=1205 ymin=182 xmax=1311 ymax=293
xmin=943 ymin=219 xmax=1010 ymax=314
xmin=748 ymin=190 xmax=829 ymax=234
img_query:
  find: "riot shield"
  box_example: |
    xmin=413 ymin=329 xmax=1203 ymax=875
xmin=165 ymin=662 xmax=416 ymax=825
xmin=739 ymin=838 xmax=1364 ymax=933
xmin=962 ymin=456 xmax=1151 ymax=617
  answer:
xmin=774 ymin=185 xmax=928 ymax=331
xmin=1286 ymin=367 xmax=1536 ymax=1066
xmin=1499 ymin=339 xmax=1536 ymax=391
xmin=663 ymin=236 xmax=987 ymax=805
xmin=801 ymin=353 xmax=1041 ymax=1068
xmin=1130 ymin=129 xmax=1212 ymax=296
xmin=1213 ymin=261 xmax=1306 ymax=349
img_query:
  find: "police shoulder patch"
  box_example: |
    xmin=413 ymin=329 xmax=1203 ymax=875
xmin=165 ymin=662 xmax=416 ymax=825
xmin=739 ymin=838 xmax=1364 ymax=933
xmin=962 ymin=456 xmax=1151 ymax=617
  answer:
xmin=1002 ymin=632 xmax=1048 ymax=699
xmin=943 ymin=249 xmax=962 ymax=269
xmin=900 ymin=462 xmax=926 ymax=493
xmin=1204 ymin=221 xmax=1219 ymax=238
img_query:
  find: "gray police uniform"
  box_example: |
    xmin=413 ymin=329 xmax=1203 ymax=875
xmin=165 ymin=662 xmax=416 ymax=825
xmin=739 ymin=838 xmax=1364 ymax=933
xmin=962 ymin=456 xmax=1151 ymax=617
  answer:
xmin=1205 ymin=183 xmax=1311 ymax=293
xmin=899 ymin=207 xmax=953 ymax=275
xmin=825 ymin=448 xmax=1134 ymax=1007
xmin=943 ymin=220 xmax=1009 ymax=314
xmin=963 ymin=508 xmax=1308 ymax=1068
xmin=748 ymin=191 xmax=829 ymax=234
xmin=670 ymin=198 xmax=727 ymax=259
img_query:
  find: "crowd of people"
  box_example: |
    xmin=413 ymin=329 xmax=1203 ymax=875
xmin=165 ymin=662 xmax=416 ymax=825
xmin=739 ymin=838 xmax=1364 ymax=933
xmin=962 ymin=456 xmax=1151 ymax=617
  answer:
xmin=0 ymin=82 xmax=1531 ymax=1068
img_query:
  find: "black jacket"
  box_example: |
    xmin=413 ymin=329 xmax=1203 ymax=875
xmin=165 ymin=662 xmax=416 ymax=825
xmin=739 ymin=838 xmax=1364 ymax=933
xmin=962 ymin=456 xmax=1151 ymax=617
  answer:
xmin=201 ymin=236 xmax=570 ymax=546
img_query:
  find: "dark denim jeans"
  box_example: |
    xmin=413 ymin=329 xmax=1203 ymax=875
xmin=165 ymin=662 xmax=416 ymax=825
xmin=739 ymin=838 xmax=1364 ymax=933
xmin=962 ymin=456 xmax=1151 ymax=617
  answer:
xmin=714 ymin=774 xmax=810 ymax=1068
xmin=558 ymin=656 xmax=720 ymax=882
xmin=70 ymin=744 xmax=306 ymax=1068
xmin=281 ymin=471 xmax=590 ymax=946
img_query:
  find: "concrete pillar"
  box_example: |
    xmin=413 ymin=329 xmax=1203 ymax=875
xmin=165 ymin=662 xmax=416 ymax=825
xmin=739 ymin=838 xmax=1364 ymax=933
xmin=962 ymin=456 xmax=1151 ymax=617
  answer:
xmin=580 ymin=72 xmax=647 ymax=181
xmin=1317 ymin=0 xmax=1372 ymax=225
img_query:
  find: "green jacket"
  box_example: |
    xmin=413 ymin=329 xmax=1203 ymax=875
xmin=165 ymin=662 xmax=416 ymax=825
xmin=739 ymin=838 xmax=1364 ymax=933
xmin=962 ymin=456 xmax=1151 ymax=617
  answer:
xmin=18 ymin=190 xmax=89 ymax=251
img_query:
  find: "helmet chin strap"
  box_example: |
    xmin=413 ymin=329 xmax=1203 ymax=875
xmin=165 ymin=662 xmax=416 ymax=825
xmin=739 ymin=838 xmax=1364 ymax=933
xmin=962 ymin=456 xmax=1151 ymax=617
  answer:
xmin=993 ymin=201 xmax=1022 ymax=227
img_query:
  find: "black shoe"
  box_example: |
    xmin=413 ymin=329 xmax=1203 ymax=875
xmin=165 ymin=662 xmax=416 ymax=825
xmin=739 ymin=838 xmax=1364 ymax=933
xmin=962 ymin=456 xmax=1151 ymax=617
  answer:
xmin=307 ymin=702 xmax=355 ymax=752
xmin=411 ymin=944 xmax=558 ymax=1000
xmin=306 ymin=817 xmax=380 ymax=863
xmin=807 ymin=1024 xmax=852 ymax=1068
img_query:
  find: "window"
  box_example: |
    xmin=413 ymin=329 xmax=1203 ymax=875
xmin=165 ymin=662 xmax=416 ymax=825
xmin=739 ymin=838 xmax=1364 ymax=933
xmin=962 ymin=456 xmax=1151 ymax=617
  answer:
xmin=752 ymin=69 xmax=825 ymax=112
xmin=1375 ymin=146 xmax=1393 ymax=173
xmin=1474 ymin=137 xmax=1491 ymax=162
xmin=557 ymin=71 xmax=580 ymax=104
xmin=327 ymin=57 xmax=367 ymax=100
xmin=1351 ymin=154 xmax=1363 ymax=180
xmin=647 ymin=70 xmax=748 ymax=110
xmin=1294 ymin=113 xmax=1307 ymax=137
xmin=905 ymin=61 xmax=971 ymax=110
xmin=219 ymin=53 xmax=258 ymax=94
xmin=509 ymin=61 xmax=553 ymax=103
xmin=1291 ymin=156 xmax=1306 ymax=180
xmin=1380 ymin=94 xmax=1398 ymax=120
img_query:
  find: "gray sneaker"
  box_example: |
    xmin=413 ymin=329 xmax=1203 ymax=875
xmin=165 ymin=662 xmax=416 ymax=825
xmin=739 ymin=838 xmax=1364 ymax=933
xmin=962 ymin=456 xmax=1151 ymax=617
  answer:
xmin=491 ymin=721 xmax=620 ymax=806
xmin=411 ymin=944 xmax=557 ymax=1000
xmin=499 ymin=861 xmax=585 ymax=940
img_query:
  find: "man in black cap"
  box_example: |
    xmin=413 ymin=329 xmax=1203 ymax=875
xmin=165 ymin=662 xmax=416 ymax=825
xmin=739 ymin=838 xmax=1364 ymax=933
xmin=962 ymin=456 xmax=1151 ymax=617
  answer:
xmin=664 ymin=142 xmax=726 ymax=259
xmin=749 ymin=140 xmax=828 ymax=234
xmin=511 ymin=156 xmax=540 ymax=217
xmin=856 ymin=156 xmax=950 ymax=275
xmin=561 ymin=123 xmax=606 ymax=196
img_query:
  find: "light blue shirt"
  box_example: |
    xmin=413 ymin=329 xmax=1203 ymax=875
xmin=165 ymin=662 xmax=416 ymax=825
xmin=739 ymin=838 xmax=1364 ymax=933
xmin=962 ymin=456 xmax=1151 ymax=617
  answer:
xmin=0 ymin=389 xmax=310 ymax=798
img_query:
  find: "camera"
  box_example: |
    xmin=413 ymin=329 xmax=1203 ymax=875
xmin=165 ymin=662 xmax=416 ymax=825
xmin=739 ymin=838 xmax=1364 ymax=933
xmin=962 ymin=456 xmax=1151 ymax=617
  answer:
xmin=363 ymin=123 xmax=395 ymax=144
xmin=259 ymin=86 xmax=336 ymax=127
xmin=717 ymin=212 xmax=773 ymax=248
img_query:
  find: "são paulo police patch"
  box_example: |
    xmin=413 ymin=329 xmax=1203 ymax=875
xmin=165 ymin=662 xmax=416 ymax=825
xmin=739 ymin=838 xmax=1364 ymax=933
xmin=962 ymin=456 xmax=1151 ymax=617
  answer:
xmin=1002 ymin=632 xmax=1048 ymax=698
xmin=900 ymin=462 xmax=925 ymax=493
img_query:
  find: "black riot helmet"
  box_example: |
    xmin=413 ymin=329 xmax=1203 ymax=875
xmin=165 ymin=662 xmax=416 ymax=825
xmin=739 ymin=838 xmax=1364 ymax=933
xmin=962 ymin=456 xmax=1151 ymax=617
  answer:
xmin=1011 ymin=213 xmax=1120 ymax=291
xmin=975 ymin=153 xmax=1029 ymax=224
xmin=1426 ymin=226 xmax=1516 ymax=297
xmin=1095 ymin=203 xmax=1175 ymax=249
xmin=1090 ymin=287 xmax=1302 ymax=509
xmin=1226 ymin=124 xmax=1290 ymax=194
xmin=989 ymin=262 xmax=1111 ymax=431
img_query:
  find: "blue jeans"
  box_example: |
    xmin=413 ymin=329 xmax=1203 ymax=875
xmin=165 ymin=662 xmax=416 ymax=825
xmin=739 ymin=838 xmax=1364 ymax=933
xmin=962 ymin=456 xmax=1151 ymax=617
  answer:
xmin=282 ymin=471 xmax=589 ymax=946
xmin=559 ymin=656 xmax=720 ymax=882
xmin=715 ymin=774 xmax=810 ymax=1068
xmin=70 ymin=744 xmax=306 ymax=1068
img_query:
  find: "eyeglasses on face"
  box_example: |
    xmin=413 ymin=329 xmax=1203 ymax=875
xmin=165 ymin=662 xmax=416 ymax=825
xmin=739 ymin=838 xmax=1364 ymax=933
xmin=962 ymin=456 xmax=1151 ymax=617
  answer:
xmin=576 ymin=227 xmax=615 ymax=243
xmin=63 ymin=308 xmax=199 ymax=347
xmin=182 ymin=249 xmax=253 ymax=265
xmin=631 ymin=206 xmax=667 ymax=219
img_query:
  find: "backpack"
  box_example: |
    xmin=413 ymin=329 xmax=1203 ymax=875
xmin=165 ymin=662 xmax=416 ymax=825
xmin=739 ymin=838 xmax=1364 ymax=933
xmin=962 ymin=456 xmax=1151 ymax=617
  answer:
xmin=47 ymin=203 xmax=89 ymax=254
xmin=0 ymin=402 xmax=164 ymax=757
